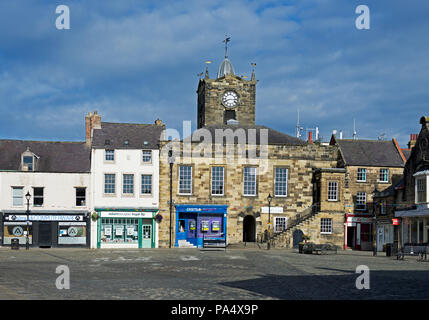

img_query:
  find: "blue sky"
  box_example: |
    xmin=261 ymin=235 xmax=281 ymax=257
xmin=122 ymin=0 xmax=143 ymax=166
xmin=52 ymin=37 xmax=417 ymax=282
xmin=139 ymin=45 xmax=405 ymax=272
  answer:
xmin=0 ymin=0 xmax=428 ymax=147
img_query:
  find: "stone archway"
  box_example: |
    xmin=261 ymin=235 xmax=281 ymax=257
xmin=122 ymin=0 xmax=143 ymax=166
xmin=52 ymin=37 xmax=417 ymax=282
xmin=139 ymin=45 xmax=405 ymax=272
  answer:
xmin=243 ymin=215 xmax=256 ymax=242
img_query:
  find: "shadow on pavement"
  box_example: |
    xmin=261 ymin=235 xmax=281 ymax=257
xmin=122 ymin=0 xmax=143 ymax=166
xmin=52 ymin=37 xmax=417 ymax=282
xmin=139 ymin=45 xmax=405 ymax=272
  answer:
xmin=219 ymin=270 xmax=429 ymax=299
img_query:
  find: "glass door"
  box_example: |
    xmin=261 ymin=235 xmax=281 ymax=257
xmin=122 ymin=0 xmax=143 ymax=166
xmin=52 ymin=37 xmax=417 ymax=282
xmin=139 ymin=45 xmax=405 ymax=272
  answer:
xmin=141 ymin=224 xmax=152 ymax=248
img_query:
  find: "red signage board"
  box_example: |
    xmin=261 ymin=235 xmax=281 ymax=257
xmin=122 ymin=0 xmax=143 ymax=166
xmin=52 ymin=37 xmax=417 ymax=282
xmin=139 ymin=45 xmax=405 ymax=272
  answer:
xmin=392 ymin=218 xmax=400 ymax=226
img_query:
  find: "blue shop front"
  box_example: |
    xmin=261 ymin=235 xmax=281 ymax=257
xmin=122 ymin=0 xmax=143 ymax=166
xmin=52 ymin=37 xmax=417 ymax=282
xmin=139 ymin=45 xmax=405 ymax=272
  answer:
xmin=175 ymin=205 xmax=227 ymax=248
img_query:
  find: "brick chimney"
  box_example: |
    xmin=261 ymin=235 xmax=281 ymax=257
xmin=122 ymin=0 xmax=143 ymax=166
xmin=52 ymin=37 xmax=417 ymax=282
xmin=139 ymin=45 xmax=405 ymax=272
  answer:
xmin=85 ymin=111 xmax=101 ymax=147
xmin=407 ymin=133 xmax=418 ymax=150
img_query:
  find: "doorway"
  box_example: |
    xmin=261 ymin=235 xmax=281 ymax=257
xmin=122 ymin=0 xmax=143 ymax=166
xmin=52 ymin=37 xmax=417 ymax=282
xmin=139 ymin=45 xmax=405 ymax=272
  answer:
xmin=243 ymin=215 xmax=256 ymax=242
xmin=347 ymin=226 xmax=355 ymax=249
xmin=38 ymin=222 xmax=52 ymax=247
xmin=292 ymin=229 xmax=303 ymax=248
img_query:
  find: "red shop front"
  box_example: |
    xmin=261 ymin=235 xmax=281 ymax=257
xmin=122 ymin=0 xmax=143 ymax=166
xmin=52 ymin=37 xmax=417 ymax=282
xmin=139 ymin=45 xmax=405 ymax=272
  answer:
xmin=345 ymin=214 xmax=374 ymax=251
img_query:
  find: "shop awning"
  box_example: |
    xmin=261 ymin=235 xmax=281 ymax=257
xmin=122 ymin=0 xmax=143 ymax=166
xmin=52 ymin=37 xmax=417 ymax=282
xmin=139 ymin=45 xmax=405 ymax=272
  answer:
xmin=395 ymin=208 xmax=429 ymax=218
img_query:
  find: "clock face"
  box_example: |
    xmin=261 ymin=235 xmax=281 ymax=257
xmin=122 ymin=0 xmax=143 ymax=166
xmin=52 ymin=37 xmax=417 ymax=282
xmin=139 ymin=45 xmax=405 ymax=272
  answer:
xmin=222 ymin=91 xmax=238 ymax=108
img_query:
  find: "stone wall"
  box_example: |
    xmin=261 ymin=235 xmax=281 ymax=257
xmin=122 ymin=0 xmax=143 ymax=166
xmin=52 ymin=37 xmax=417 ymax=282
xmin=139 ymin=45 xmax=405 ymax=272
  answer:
xmin=157 ymin=141 xmax=339 ymax=247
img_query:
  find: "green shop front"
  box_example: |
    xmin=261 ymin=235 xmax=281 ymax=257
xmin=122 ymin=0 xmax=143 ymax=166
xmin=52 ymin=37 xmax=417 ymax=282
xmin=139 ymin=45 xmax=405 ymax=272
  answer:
xmin=96 ymin=209 xmax=158 ymax=249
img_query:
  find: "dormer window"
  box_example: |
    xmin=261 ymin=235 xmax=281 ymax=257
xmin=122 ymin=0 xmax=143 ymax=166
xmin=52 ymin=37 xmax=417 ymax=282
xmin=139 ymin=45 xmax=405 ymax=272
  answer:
xmin=21 ymin=148 xmax=38 ymax=171
xmin=23 ymin=156 xmax=34 ymax=171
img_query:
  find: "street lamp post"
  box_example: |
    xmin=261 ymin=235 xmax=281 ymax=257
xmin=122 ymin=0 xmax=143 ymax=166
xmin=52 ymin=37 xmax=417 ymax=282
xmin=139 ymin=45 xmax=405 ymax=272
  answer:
xmin=372 ymin=188 xmax=379 ymax=256
xmin=25 ymin=191 xmax=31 ymax=250
xmin=267 ymin=193 xmax=272 ymax=250
xmin=168 ymin=150 xmax=175 ymax=249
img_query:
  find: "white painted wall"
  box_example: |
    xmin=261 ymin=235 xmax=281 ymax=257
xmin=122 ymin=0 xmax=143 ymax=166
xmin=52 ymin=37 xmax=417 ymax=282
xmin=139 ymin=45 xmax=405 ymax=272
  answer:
xmin=0 ymin=172 xmax=90 ymax=212
xmin=90 ymin=148 xmax=160 ymax=248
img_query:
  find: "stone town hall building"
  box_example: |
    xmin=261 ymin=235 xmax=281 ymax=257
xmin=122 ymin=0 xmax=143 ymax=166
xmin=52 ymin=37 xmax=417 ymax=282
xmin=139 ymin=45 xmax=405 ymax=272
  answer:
xmin=157 ymin=52 xmax=345 ymax=248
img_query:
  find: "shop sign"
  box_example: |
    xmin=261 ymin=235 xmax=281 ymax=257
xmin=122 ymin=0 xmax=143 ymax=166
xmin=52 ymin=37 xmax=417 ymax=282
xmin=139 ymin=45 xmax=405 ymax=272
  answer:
xmin=392 ymin=218 xmax=400 ymax=226
xmin=6 ymin=215 xmax=84 ymax=222
xmin=100 ymin=211 xmax=154 ymax=219
xmin=261 ymin=207 xmax=283 ymax=214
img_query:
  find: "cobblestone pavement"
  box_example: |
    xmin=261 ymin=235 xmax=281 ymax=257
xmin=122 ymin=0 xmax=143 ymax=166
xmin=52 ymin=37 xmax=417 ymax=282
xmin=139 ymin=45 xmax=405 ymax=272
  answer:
xmin=0 ymin=247 xmax=428 ymax=300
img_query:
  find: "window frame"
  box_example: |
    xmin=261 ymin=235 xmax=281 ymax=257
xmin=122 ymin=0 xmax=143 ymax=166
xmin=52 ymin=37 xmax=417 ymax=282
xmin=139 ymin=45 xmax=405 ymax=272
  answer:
xmin=142 ymin=150 xmax=152 ymax=164
xmin=105 ymin=149 xmax=115 ymax=162
xmin=211 ymin=166 xmax=225 ymax=196
xmin=357 ymin=168 xmax=367 ymax=182
xmin=274 ymin=217 xmax=287 ymax=233
xmin=274 ymin=167 xmax=288 ymax=197
xmin=32 ymin=187 xmax=44 ymax=207
xmin=243 ymin=167 xmax=257 ymax=197
xmin=75 ymin=187 xmax=86 ymax=207
xmin=178 ymin=165 xmax=193 ymax=195
xmin=122 ymin=174 xmax=135 ymax=195
xmin=141 ymin=174 xmax=153 ymax=195
xmin=320 ymin=218 xmax=333 ymax=234
xmin=356 ymin=192 xmax=367 ymax=211
xmin=12 ymin=187 xmax=24 ymax=207
xmin=379 ymin=168 xmax=389 ymax=183
xmin=104 ymin=173 xmax=116 ymax=195
xmin=327 ymin=181 xmax=339 ymax=201
xmin=416 ymin=177 xmax=427 ymax=203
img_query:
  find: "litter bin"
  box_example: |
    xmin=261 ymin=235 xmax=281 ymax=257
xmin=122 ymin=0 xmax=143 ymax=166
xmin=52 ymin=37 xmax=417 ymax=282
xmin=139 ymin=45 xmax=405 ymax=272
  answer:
xmin=11 ymin=238 xmax=19 ymax=250
xmin=386 ymin=243 xmax=392 ymax=257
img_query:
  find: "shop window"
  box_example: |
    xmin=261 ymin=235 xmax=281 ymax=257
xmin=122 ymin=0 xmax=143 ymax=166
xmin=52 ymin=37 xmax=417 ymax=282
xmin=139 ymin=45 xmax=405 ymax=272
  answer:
xmin=12 ymin=187 xmax=23 ymax=206
xmin=100 ymin=218 xmax=138 ymax=244
xmin=320 ymin=218 xmax=333 ymax=234
xmin=178 ymin=219 xmax=186 ymax=233
xmin=33 ymin=187 xmax=44 ymax=206
xmin=76 ymin=188 xmax=86 ymax=206
xmin=274 ymin=167 xmax=288 ymax=197
xmin=357 ymin=168 xmax=366 ymax=182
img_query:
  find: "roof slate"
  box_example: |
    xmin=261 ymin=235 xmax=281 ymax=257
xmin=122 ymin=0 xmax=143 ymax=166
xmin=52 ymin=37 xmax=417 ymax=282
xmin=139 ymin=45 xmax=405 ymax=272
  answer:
xmin=336 ymin=139 xmax=404 ymax=167
xmin=92 ymin=122 xmax=164 ymax=149
xmin=188 ymin=124 xmax=307 ymax=145
xmin=0 ymin=140 xmax=90 ymax=173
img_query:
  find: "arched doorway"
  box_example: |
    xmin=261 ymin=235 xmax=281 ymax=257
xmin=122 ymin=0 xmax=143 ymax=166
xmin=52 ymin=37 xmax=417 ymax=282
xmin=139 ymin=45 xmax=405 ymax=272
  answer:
xmin=292 ymin=229 xmax=304 ymax=248
xmin=243 ymin=215 xmax=256 ymax=242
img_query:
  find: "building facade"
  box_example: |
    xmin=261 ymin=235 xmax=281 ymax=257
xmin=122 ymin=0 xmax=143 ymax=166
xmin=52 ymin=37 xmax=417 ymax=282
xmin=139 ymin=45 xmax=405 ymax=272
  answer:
xmin=330 ymin=136 xmax=406 ymax=250
xmin=157 ymin=53 xmax=344 ymax=249
xmin=0 ymin=140 xmax=91 ymax=248
xmin=87 ymin=112 xmax=164 ymax=249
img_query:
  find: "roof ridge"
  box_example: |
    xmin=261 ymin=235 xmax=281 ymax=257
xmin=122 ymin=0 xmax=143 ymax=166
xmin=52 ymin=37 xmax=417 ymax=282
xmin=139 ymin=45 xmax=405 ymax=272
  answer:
xmin=101 ymin=121 xmax=159 ymax=127
xmin=0 ymin=139 xmax=86 ymax=144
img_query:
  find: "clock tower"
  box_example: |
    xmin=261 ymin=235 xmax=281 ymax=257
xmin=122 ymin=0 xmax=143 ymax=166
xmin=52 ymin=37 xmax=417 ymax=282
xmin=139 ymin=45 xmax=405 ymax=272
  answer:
xmin=197 ymin=41 xmax=257 ymax=129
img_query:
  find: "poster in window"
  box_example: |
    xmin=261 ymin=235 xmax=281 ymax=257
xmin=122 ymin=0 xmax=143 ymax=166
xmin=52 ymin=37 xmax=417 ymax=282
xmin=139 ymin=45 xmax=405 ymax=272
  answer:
xmin=3 ymin=223 xmax=32 ymax=244
xmin=201 ymin=221 xmax=209 ymax=232
xmin=58 ymin=223 xmax=86 ymax=244
xmin=104 ymin=226 xmax=112 ymax=236
xmin=212 ymin=221 xmax=220 ymax=232
xmin=127 ymin=227 xmax=135 ymax=236
xmin=115 ymin=227 xmax=123 ymax=236
xmin=189 ymin=220 xmax=196 ymax=231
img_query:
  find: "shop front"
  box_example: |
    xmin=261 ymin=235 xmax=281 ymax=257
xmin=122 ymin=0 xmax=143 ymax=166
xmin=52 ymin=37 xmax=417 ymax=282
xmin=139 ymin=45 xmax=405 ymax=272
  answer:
xmin=345 ymin=213 xmax=374 ymax=251
xmin=96 ymin=208 xmax=158 ymax=249
xmin=175 ymin=205 xmax=227 ymax=248
xmin=395 ymin=208 xmax=429 ymax=246
xmin=1 ymin=211 xmax=89 ymax=248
